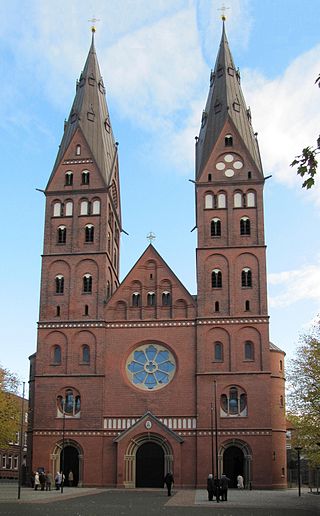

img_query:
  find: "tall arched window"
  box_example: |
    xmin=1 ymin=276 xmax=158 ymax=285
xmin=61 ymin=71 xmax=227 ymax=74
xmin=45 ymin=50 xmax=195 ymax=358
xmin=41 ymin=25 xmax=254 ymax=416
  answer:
xmin=85 ymin=224 xmax=94 ymax=243
xmin=205 ymin=193 xmax=214 ymax=209
xmin=82 ymin=345 xmax=90 ymax=364
xmin=82 ymin=170 xmax=90 ymax=185
xmin=83 ymin=274 xmax=92 ymax=293
xmin=241 ymin=268 xmax=252 ymax=288
xmin=247 ymin=192 xmax=255 ymax=207
xmin=240 ymin=217 xmax=250 ymax=235
xmin=214 ymin=341 xmax=223 ymax=361
xmin=65 ymin=171 xmax=73 ymax=186
xmin=76 ymin=144 xmax=81 ymax=156
xmin=57 ymin=226 xmax=66 ymax=244
xmin=212 ymin=269 xmax=222 ymax=288
xmin=234 ymin=192 xmax=242 ymax=208
xmin=147 ymin=292 xmax=155 ymax=306
xmin=92 ymin=199 xmax=101 ymax=215
xmin=65 ymin=201 xmax=73 ymax=216
xmin=244 ymin=340 xmax=254 ymax=360
xmin=53 ymin=202 xmax=62 ymax=217
xmin=225 ymin=134 xmax=233 ymax=146
xmin=55 ymin=275 xmax=64 ymax=294
xmin=53 ymin=345 xmax=61 ymax=364
xmin=162 ymin=291 xmax=171 ymax=306
xmin=132 ymin=292 xmax=140 ymax=307
xmin=80 ymin=200 xmax=89 ymax=215
xmin=211 ymin=218 xmax=221 ymax=237
xmin=217 ymin=193 xmax=226 ymax=208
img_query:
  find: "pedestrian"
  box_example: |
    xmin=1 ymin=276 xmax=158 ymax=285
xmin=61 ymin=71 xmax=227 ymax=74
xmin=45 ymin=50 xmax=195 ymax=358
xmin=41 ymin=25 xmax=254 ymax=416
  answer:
xmin=206 ymin=473 xmax=214 ymax=501
xmin=55 ymin=471 xmax=62 ymax=490
xmin=68 ymin=470 xmax=74 ymax=487
xmin=34 ymin=471 xmax=40 ymax=491
xmin=237 ymin=474 xmax=244 ymax=489
xmin=213 ymin=476 xmax=220 ymax=502
xmin=30 ymin=471 xmax=35 ymax=488
xmin=46 ymin=471 xmax=53 ymax=491
xmin=220 ymin=473 xmax=230 ymax=501
xmin=164 ymin=471 xmax=174 ymax=496
xmin=39 ymin=470 xmax=46 ymax=491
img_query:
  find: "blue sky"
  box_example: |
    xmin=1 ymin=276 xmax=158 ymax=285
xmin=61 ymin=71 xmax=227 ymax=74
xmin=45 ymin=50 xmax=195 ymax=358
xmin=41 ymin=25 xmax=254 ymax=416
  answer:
xmin=1 ymin=0 xmax=320 ymax=386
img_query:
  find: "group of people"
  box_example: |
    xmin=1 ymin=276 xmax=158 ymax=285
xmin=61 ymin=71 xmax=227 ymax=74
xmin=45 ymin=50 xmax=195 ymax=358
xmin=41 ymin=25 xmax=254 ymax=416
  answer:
xmin=207 ymin=473 xmax=244 ymax=502
xmin=32 ymin=470 xmax=74 ymax=490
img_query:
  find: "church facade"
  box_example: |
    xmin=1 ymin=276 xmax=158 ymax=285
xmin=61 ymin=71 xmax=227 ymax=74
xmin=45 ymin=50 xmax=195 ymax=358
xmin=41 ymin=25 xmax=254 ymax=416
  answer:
xmin=27 ymin=22 xmax=287 ymax=489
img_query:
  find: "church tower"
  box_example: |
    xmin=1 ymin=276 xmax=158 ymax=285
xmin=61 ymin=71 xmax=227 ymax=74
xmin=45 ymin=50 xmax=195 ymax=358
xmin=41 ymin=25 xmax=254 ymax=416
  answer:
xmin=194 ymin=20 xmax=286 ymax=488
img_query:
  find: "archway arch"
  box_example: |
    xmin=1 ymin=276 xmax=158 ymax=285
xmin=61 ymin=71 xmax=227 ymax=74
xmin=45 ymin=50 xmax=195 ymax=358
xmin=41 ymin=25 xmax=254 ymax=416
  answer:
xmin=124 ymin=434 xmax=173 ymax=488
xmin=220 ymin=439 xmax=252 ymax=488
xmin=51 ymin=440 xmax=84 ymax=487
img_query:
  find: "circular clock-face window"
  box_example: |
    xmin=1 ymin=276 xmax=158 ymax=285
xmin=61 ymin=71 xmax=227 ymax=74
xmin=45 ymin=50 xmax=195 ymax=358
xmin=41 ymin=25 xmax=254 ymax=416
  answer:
xmin=225 ymin=168 xmax=234 ymax=177
xmin=216 ymin=162 xmax=225 ymax=170
xmin=126 ymin=344 xmax=176 ymax=391
xmin=224 ymin=153 xmax=234 ymax=162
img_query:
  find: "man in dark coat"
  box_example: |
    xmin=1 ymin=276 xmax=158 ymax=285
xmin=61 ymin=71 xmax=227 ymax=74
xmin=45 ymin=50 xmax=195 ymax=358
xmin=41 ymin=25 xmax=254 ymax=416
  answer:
xmin=220 ymin=473 xmax=230 ymax=501
xmin=164 ymin=472 xmax=174 ymax=496
xmin=207 ymin=474 xmax=214 ymax=501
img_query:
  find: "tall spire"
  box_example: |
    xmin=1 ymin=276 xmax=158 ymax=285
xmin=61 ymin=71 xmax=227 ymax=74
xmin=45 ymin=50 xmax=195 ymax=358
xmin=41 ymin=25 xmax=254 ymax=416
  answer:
xmin=196 ymin=20 xmax=263 ymax=178
xmin=48 ymin=30 xmax=117 ymax=187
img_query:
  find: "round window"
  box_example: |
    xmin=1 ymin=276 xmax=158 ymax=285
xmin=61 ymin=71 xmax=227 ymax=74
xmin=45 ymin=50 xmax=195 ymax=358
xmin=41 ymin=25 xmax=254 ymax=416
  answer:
xmin=126 ymin=344 xmax=176 ymax=391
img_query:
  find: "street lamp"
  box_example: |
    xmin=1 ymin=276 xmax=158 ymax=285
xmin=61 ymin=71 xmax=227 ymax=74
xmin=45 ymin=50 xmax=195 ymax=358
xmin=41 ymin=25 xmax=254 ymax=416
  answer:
xmin=17 ymin=382 xmax=25 ymax=500
xmin=214 ymin=380 xmax=219 ymax=503
xmin=61 ymin=398 xmax=66 ymax=494
xmin=295 ymin=446 xmax=303 ymax=497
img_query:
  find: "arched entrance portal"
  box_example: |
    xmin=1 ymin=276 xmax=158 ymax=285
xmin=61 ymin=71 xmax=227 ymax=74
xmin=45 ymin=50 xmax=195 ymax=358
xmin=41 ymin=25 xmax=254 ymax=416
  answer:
xmin=136 ymin=442 xmax=164 ymax=487
xmin=223 ymin=446 xmax=244 ymax=487
xmin=60 ymin=445 xmax=79 ymax=486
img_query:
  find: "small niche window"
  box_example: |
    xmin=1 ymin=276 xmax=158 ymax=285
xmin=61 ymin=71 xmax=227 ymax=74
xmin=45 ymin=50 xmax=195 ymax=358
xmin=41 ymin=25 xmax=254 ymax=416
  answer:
xmin=248 ymin=171 xmax=252 ymax=179
xmin=220 ymin=386 xmax=247 ymax=417
xmin=83 ymin=274 xmax=92 ymax=293
xmin=56 ymin=305 xmax=61 ymax=317
xmin=225 ymin=134 xmax=233 ymax=147
xmin=82 ymin=345 xmax=90 ymax=364
xmin=208 ymin=173 xmax=212 ymax=181
xmin=92 ymin=199 xmax=101 ymax=215
xmin=279 ymin=360 xmax=283 ymax=371
xmin=244 ymin=340 xmax=254 ymax=360
xmin=132 ymin=292 xmax=140 ymax=307
xmin=65 ymin=171 xmax=73 ymax=186
xmin=240 ymin=217 xmax=251 ymax=235
xmin=80 ymin=200 xmax=89 ymax=215
xmin=241 ymin=268 xmax=252 ymax=288
xmin=162 ymin=291 xmax=171 ymax=306
xmin=82 ymin=170 xmax=90 ymax=185
xmin=147 ymin=292 xmax=156 ymax=306
xmin=214 ymin=301 xmax=220 ymax=312
xmin=212 ymin=269 xmax=222 ymax=288
xmin=53 ymin=202 xmax=62 ymax=217
xmin=55 ymin=275 xmax=64 ymax=294
xmin=84 ymin=304 xmax=89 ymax=316
xmin=245 ymin=300 xmax=250 ymax=311
xmin=76 ymin=144 xmax=81 ymax=156
xmin=57 ymin=225 xmax=66 ymax=244
xmin=65 ymin=201 xmax=73 ymax=216
xmin=280 ymin=395 xmax=284 ymax=407
xmin=85 ymin=224 xmax=94 ymax=243
xmin=211 ymin=218 xmax=221 ymax=237
xmin=53 ymin=345 xmax=61 ymax=364
xmin=214 ymin=341 xmax=223 ymax=361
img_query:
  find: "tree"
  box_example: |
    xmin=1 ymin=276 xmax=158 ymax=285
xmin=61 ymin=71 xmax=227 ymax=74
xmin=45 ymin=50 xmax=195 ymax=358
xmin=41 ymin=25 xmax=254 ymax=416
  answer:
xmin=286 ymin=322 xmax=320 ymax=466
xmin=290 ymin=74 xmax=320 ymax=189
xmin=0 ymin=366 xmax=20 ymax=449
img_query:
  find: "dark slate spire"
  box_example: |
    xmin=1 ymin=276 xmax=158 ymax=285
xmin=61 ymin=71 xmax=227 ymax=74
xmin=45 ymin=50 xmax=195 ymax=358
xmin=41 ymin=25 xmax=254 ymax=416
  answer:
xmin=196 ymin=20 xmax=263 ymax=178
xmin=49 ymin=30 xmax=117 ymax=186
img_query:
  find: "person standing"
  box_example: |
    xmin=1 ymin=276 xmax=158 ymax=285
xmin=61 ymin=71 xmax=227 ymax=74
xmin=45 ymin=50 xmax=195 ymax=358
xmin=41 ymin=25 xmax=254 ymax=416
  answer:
xmin=55 ymin=471 xmax=62 ymax=490
xmin=213 ymin=476 xmax=220 ymax=503
xmin=39 ymin=471 xmax=46 ymax=491
xmin=68 ymin=470 xmax=74 ymax=487
xmin=206 ymin=474 xmax=214 ymax=501
xmin=34 ymin=472 xmax=40 ymax=491
xmin=46 ymin=472 xmax=53 ymax=491
xmin=164 ymin=471 xmax=174 ymax=496
xmin=220 ymin=473 xmax=230 ymax=501
xmin=237 ymin=474 xmax=244 ymax=489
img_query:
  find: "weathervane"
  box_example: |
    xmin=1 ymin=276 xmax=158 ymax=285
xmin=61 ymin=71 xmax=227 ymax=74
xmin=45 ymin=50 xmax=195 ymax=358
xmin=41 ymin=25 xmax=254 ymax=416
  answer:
xmin=147 ymin=232 xmax=156 ymax=244
xmin=218 ymin=4 xmax=230 ymax=21
xmin=88 ymin=16 xmax=100 ymax=33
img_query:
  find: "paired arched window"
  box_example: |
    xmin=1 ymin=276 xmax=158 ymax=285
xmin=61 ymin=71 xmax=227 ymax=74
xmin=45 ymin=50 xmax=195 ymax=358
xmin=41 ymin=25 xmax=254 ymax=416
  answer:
xmin=220 ymin=386 xmax=247 ymax=416
xmin=65 ymin=201 xmax=73 ymax=216
xmin=57 ymin=389 xmax=81 ymax=416
xmin=244 ymin=340 xmax=254 ymax=360
xmin=57 ymin=226 xmax=66 ymax=244
xmin=234 ymin=191 xmax=256 ymax=208
xmin=53 ymin=202 xmax=62 ymax=217
xmin=55 ymin=275 xmax=64 ymax=294
xmin=132 ymin=292 xmax=141 ymax=307
xmin=205 ymin=193 xmax=226 ymax=209
xmin=211 ymin=218 xmax=221 ymax=237
xmin=212 ymin=269 xmax=222 ymax=288
xmin=80 ymin=200 xmax=89 ymax=215
xmin=147 ymin=292 xmax=156 ymax=306
xmin=92 ymin=199 xmax=101 ymax=215
xmin=83 ymin=274 xmax=92 ymax=293
xmin=85 ymin=224 xmax=94 ymax=243
xmin=81 ymin=345 xmax=90 ymax=364
xmin=65 ymin=171 xmax=73 ymax=186
xmin=162 ymin=291 xmax=171 ymax=306
xmin=240 ymin=217 xmax=250 ymax=235
xmin=241 ymin=268 xmax=252 ymax=288
xmin=217 ymin=193 xmax=226 ymax=208
xmin=53 ymin=345 xmax=61 ymax=364
xmin=205 ymin=193 xmax=214 ymax=209
xmin=214 ymin=341 xmax=223 ymax=361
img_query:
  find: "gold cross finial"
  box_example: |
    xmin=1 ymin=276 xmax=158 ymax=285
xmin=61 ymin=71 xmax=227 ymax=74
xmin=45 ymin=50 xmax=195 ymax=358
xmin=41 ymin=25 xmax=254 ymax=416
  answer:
xmin=147 ymin=232 xmax=156 ymax=244
xmin=218 ymin=4 xmax=230 ymax=21
xmin=88 ymin=16 xmax=100 ymax=33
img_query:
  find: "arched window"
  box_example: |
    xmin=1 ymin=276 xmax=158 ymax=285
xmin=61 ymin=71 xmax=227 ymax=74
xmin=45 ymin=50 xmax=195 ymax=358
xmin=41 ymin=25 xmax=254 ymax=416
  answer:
xmin=211 ymin=218 xmax=221 ymax=237
xmin=162 ymin=291 xmax=171 ymax=306
xmin=55 ymin=275 xmax=64 ymax=294
xmin=80 ymin=200 xmax=89 ymax=215
xmin=85 ymin=224 xmax=94 ymax=243
xmin=82 ymin=170 xmax=90 ymax=185
xmin=240 ymin=217 xmax=250 ymax=235
xmin=132 ymin=292 xmax=140 ymax=307
xmin=82 ymin=345 xmax=90 ymax=364
xmin=65 ymin=201 xmax=73 ymax=216
xmin=147 ymin=292 xmax=155 ymax=306
xmin=58 ymin=389 xmax=81 ymax=416
xmin=220 ymin=386 xmax=247 ymax=416
xmin=244 ymin=340 xmax=254 ymax=360
xmin=57 ymin=226 xmax=66 ymax=244
xmin=76 ymin=144 xmax=81 ymax=156
xmin=217 ymin=193 xmax=226 ymax=208
xmin=53 ymin=345 xmax=61 ymax=364
xmin=247 ymin=192 xmax=255 ymax=207
xmin=214 ymin=341 xmax=223 ymax=361
xmin=212 ymin=269 xmax=222 ymax=288
xmin=53 ymin=202 xmax=62 ymax=217
xmin=241 ymin=268 xmax=252 ymax=288
xmin=234 ymin=192 xmax=242 ymax=208
xmin=83 ymin=274 xmax=92 ymax=293
xmin=65 ymin=171 xmax=73 ymax=186
xmin=205 ymin=193 xmax=214 ymax=209
xmin=225 ymin=134 xmax=233 ymax=147
xmin=92 ymin=199 xmax=101 ymax=215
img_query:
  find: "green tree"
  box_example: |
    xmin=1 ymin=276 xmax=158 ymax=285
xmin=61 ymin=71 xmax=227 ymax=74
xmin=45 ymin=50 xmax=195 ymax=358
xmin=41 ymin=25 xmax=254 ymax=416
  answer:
xmin=286 ymin=322 xmax=320 ymax=466
xmin=290 ymin=74 xmax=320 ymax=189
xmin=0 ymin=366 xmax=20 ymax=449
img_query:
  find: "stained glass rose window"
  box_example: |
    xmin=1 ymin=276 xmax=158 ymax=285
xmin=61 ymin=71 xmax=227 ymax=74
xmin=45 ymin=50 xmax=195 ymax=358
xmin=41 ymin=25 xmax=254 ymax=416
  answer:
xmin=126 ymin=344 xmax=176 ymax=391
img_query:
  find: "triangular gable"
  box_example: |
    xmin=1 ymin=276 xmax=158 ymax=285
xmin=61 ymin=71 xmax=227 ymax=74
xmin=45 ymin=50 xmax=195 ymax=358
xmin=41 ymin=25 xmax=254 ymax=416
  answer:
xmin=113 ymin=411 xmax=184 ymax=443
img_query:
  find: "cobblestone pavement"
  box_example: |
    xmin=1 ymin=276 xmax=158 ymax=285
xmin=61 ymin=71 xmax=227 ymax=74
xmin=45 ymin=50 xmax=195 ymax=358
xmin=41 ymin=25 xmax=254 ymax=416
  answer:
xmin=0 ymin=485 xmax=318 ymax=516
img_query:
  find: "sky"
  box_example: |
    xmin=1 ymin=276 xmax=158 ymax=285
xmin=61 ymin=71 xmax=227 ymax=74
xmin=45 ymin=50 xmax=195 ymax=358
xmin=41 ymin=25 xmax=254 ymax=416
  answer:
xmin=1 ymin=0 xmax=320 ymax=389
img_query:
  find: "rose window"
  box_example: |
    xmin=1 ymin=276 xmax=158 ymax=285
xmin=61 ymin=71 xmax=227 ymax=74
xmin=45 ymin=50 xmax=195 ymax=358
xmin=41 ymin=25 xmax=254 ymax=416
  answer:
xmin=126 ymin=344 xmax=176 ymax=391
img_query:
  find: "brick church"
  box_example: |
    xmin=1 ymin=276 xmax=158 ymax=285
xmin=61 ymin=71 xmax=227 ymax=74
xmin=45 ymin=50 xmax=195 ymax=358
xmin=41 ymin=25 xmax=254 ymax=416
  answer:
xmin=27 ymin=20 xmax=287 ymax=489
